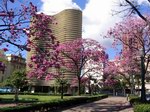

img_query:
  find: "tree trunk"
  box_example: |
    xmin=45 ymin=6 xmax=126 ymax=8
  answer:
xmin=122 ymin=87 xmax=125 ymax=96
xmin=130 ymin=74 xmax=135 ymax=95
xmin=54 ymin=86 xmax=58 ymax=95
xmin=88 ymin=79 xmax=91 ymax=95
xmin=78 ymin=78 xmax=81 ymax=95
xmin=140 ymin=56 xmax=146 ymax=102
xmin=137 ymin=79 xmax=140 ymax=95
xmin=14 ymin=88 xmax=19 ymax=102
xmin=61 ymin=83 xmax=64 ymax=99
xmin=113 ymin=89 xmax=115 ymax=96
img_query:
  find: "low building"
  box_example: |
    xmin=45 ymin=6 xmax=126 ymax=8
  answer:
xmin=0 ymin=53 xmax=26 ymax=82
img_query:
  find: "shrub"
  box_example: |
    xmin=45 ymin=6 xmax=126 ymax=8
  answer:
xmin=134 ymin=104 xmax=150 ymax=112
xmin=129 ymin=96 xmax=141 ymax=105
xmin=63 ymin=93 xmax=72 ymax=96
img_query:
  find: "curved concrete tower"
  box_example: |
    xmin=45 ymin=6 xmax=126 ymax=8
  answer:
xmin=51 ymin=9 xmax=82 ymax=43
xmin=26 ymin=9 xmax=82 ymax=91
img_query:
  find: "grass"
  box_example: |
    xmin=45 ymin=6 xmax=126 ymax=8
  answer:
xmin=0 ymin=94 xmax=72 ymax=102
xmin=0 ymin=94 xmax=108 ymax=112
xmin=0 ymin=94 xmax=106 ymax=103
xmin=0 ymin=94 xmax=107 ymax=105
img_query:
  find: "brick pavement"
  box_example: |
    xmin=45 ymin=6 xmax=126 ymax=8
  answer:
xmin=59 ymin=96 xmax=133 ymax=112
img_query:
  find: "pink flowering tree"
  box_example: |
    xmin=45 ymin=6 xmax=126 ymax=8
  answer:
xmin=0 ymin=0 xmax=40 ymax=76
xmin=103 ymin=60 xmax=122 ymax=96
xmin=14 ymin=2 xmax=59 ymax=80
xmin=103 ymin=71 xmax=120 ymax=96
xmin=0 ymin=1 xmax=62 ymax=97
xmin=0 ymin=0 xmax=59 ymax=82
xmin=0 ymin=0 xmax=37 ymax=51
xmin=57 ymin=38 xmax=107 ymax=95
xmin=26 ymin=15 xmax=65 ymax=98
xmin=107 ymin=16 xmax=150 ymax=101
xmin=27 ymin=13 xmax=59 ymax=79
xmin=108 ymin=16 xmax=150 ymax=57
xmin=0 ymin=0 xmax=37 ymax=72
xmin=104 ymin=53 xmax=140 ymax=95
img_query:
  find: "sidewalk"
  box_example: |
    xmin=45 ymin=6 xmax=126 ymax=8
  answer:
xmin=60 ymin=96 xmax=133 ymax=112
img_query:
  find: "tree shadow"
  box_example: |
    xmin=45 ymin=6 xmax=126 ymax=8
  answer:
xmin=55 ymin=100 xmax=132 ymax=112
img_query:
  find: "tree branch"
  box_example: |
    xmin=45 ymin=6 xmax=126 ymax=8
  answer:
xmin=0 ymin=35 xmax=27 ymax=50
xmin=125 ymin=0 xmax=147 ymax=22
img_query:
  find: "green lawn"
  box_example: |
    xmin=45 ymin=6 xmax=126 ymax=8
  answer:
xmin=0 ymin=94 xmax=108 ymax=111
xmin=0 ymin=95 xmax=71 ymax=102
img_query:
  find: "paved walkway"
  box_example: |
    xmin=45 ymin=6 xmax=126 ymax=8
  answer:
xmin=59 ymin=96 xmax=133 ymax=112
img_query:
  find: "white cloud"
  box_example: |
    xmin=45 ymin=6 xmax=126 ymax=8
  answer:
xmin=40 ymin=0 xmax=80 ymax=15
xmin=138 ymin=0 xmax=149 ymax=4
xmin=82 ymin=0 xmax=122 ymax=48
xmin=39 ymin=0 xmax=148 ymax=48
xmin=82 ymin=0 xmax=150 ymax=47
xmin=40 ymin=0 xmax=120 ymax=48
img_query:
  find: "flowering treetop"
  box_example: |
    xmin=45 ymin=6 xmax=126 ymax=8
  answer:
xmin=57 ymin=38 xmax=107 ymax=76
xmin=57 ymin=38 xmax=107 ymax=95
xmin=107 ymin=17 xmax=150 ymax=55
xmin=0 ymin=0 xmax=37 ymax=51
xmin=107 ymin=16 xmax=150 ymax=74
xmin=27 ymin=14 xmax=59 ymax=79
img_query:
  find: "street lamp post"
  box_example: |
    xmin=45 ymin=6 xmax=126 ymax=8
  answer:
xmin=140 ymin=49 xmax=146 ymax=102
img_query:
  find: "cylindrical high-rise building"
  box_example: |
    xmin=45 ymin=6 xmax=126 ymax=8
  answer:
xmin=26 ymin=9 xmax=82 ymax=92
xmin=51 ymin=9 xmax=82 ymax=43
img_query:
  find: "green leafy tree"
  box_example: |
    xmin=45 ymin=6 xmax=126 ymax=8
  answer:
xmin=3 ymin=69 xmax=27 ymax=101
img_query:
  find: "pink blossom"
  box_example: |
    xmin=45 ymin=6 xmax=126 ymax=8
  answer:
xmin=2 ymin=48 xmax=8 ymax=52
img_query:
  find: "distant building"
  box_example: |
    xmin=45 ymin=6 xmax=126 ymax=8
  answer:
xmin=26 ymin=9 xmax=82 ymax=92
xmin=0 ymin=53 xmax=26 ymax=82
xmin=0 ymin=50 xmax=7 ymax=81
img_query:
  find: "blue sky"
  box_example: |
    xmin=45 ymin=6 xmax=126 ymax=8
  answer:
xmin=3 ymin=0 xmax=149 ymax=59
xmin=73 ymin=0 xmax=86 ymax=9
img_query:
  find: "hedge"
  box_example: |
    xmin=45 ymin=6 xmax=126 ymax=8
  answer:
xmin=129 ymin=95 xmax=150 ymax=112
xmin=134 ymin=104 xmax=150 ymax=112
xmin=129 ymin=96 xmax=141 ymax=105
xmin=0 ymin=94 xmax=108 ymax=112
